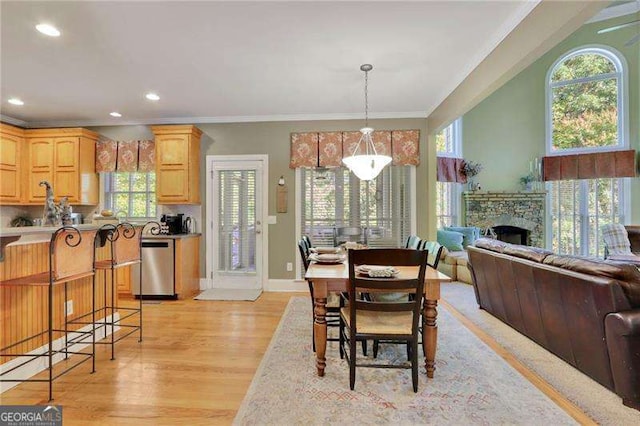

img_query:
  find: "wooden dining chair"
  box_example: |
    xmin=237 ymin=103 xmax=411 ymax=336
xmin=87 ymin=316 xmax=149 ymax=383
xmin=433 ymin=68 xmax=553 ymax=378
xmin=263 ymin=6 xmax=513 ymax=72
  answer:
xmin=298 ymin=239 xmax=342 ymax=353
xmin=420 ymin=240 xmax=444 ymax=269
xmin=404 ymin=235 xmax=422 ymax=249
xmin=340 ymin=248 xmax=427 ymax=392
xmin=302 ymin=235 xmax=313 ymax=250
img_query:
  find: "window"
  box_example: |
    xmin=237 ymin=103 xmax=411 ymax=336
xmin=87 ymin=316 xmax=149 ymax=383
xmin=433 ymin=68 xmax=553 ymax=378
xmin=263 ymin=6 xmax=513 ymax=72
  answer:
xmin=436 ymin=119 xmax=462 ymax=227
xmin=299 ymin=166 xmax=413 ymax=249
xmin=104 ymin=172 xmax=157 ymax=218
xmin=547 ymin=47 xmax=625 ymax=153
xmin=546 ymin=47 xmax=629 ymax=257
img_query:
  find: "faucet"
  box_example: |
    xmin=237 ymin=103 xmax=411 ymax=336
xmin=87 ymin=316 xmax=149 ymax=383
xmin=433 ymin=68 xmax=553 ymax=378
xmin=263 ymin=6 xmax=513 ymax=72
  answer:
xmin=115 ymin=210 xmax=128 ymax=223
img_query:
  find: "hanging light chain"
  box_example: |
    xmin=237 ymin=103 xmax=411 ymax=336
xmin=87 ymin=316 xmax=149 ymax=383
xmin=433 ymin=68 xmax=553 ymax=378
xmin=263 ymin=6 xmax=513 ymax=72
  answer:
xmin=364 ymin=68 xmax=369 ymax=128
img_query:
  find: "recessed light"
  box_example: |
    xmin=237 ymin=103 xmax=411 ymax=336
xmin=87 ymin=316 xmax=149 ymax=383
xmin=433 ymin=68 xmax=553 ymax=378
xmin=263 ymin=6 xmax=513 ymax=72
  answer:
xmin=8 ymin=98 xmax=24 ymax=106
xmin=36 ymin=23 xmax=61 ymax=37
xmin=109 ymin=112 xmax=122 ymax=117
xmin=145 ymin=93 xmax=160 ymax=101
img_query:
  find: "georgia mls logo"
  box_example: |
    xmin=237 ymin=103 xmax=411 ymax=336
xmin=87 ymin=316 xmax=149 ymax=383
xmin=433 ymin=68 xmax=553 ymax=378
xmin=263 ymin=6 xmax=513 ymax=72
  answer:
xmin=0 ymin=404 xmax=62 ymax=425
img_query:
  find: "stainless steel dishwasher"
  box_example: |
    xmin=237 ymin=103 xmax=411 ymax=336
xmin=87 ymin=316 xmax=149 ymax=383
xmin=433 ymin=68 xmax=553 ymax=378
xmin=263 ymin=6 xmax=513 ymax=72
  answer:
xmin=132 ymin=238 xmax=176 ymax=299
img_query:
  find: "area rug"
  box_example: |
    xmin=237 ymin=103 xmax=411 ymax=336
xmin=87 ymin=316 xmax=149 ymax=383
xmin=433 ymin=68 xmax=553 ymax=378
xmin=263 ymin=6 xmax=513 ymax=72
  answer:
xmin=234 ymin=297 xmax=577 ymax=425
xmin=194 ymin=288 xmax=262 ymax=301
xmin=441 ymin=282 xmax=640 ymax=425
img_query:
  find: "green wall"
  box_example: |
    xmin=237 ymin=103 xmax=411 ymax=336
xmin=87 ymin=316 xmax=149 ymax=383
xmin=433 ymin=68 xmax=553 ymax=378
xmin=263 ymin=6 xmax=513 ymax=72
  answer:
xmin=92 ymin=118 xmax=429 ymax=280
xmin=462 ymin=14 xmax=639 ymax=223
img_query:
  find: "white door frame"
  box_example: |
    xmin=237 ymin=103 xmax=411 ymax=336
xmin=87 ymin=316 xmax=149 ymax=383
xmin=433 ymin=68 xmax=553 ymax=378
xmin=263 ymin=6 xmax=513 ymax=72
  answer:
xmin=205 ymin=154 xmax=269 ymax=290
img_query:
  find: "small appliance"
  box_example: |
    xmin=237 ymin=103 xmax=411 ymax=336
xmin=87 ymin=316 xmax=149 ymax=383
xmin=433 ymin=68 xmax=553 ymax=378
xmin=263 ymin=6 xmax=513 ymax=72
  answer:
xmin=161 ymin=214 xmax=185 ymax=234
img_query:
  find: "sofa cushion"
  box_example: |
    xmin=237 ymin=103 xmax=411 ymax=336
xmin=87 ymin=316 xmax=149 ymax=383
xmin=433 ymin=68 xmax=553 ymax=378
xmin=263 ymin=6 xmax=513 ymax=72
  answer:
xmin=475 ymin=238 xmax=509 ymax=253
xmin=543 ymin=255 xmax=640 ymax=306
xmin=602 ymin=223 xmax=632 ymax=255
xmin=444 ymin=226 xmax=480 ymax=248
xmin=447 ymin=251 xmax=469 ymax=266
xmin=437 ymin=229 xmax=464 ymax=252
xmin=503 ymin=245 xmax=553 ymax=263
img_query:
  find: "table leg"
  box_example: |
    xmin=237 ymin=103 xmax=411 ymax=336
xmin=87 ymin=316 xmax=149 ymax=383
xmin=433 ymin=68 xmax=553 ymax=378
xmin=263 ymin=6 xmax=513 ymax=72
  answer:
xmin=423 ymin=298 xmax=438 ymax=378
xmin=313 ymin=296 xmax=327 ymax=377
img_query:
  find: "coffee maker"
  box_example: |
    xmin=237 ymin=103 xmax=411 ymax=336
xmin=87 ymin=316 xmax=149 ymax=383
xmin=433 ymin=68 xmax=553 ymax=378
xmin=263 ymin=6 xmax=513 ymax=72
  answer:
xmin=161 ymin=214 xmax=185 ymax=234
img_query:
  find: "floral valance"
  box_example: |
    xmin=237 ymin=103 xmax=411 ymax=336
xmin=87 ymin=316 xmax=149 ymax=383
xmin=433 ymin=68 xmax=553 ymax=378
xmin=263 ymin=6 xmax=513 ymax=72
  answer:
xmin=96 ymin=140 xmax=155 ymax=173
xmin=289 ymin=130 xmax=420 ymax=169
xmin=542 ymin=150 xmax=636 ymax=181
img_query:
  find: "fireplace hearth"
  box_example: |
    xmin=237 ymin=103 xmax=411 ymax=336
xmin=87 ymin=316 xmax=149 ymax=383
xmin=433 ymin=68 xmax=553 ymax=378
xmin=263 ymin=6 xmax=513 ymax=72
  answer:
xmin=463 ymin=191 xmax=546 ymax=247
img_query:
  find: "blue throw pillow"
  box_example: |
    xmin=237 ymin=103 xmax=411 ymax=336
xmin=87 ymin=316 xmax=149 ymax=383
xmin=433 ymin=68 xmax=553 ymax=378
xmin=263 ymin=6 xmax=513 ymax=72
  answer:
xmin=437 ymin=229 xmax=464 ymax=252
xmin=444 ymin=226 xmax=480 ymax=248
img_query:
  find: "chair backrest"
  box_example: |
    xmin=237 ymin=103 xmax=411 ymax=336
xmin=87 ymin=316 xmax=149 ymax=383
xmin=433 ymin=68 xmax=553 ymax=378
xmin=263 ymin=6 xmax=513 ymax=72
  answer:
xmin=602 ymin=223 xmax=632 ymax=257
xmin=52 ymin=228 xmax=97 ymax=281
xmin=297 ymin=239 xmax=310 ymax=272
xmin=113 ymin=223 xmax=142 ymax=264
xmin=347 ymin=248 xmax=427 ymax=336
xmin=334 ymin=226 xmax=365 ymax=246
xmin=302 ymin=235 xmax=313 ymax=250
xmin=420 ymin=240 xmax=444 ymax=268
xmin=404 ymin=235 xmax=422 ymax=249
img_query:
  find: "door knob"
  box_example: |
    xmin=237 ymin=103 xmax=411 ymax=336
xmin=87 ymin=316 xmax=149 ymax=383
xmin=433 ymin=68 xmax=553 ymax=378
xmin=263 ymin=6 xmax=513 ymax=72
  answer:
xmin=256 ymin=229 xmax=262 ymax=234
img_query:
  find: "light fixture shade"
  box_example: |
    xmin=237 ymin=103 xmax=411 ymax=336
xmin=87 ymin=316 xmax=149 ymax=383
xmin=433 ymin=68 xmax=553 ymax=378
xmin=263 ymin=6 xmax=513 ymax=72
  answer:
xmin=342 ymin=154 xmax=392 ymax=180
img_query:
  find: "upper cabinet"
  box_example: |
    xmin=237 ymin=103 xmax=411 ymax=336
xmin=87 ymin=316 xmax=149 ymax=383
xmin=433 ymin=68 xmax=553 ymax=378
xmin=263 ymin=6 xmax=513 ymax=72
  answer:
xmin=152 ymin=125 xmax=202 ymax=204
xmin=0 ymin=124 xmax=24 ymax=204
xmin=24 ymin=128 xmax=99 ymax=205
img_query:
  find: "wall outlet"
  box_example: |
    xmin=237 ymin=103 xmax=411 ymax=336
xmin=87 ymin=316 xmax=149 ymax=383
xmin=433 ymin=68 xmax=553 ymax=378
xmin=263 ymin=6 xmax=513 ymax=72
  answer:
xmin=66 ymin=300 xmax=74 ymax=316
xmin=286 ymin=262 xmax=293 ymax=272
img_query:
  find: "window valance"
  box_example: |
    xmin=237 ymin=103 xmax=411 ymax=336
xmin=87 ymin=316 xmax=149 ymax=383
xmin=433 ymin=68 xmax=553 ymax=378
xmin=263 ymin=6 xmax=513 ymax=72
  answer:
xmin=542 ymin=150 xmax=636 ymax=181
xmin=436 ymin=156 xmax=466 ymax=183
xmin=289 ymin=130 xmax=420 ymax=169
xmin=96 ymin=140 xmax=155 ymax=173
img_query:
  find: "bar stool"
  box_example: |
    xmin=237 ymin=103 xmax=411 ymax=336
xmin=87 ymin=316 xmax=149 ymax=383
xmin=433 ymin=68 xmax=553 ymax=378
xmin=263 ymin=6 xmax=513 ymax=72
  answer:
xmin=0 ymin=227 xmax=97 ymax=401
xmin=90 ymin=221 xmax=160 ymax=360
xmin=92 ymin=222 xmax=142 ymax=360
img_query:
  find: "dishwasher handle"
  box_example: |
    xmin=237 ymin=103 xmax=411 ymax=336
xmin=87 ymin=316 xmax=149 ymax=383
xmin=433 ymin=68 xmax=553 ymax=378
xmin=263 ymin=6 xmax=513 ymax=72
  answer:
xmin=141 ymin=241 xmax=170 ymax=248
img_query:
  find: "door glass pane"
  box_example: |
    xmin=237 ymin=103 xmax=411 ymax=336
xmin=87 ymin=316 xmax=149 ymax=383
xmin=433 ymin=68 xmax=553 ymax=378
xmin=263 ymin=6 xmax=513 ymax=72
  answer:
xmin=217 ymin=170 xmax=256 ymax=274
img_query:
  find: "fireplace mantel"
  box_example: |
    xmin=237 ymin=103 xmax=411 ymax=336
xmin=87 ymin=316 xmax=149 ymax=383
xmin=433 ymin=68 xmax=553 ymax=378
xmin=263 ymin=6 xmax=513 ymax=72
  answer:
xmin=463 ymin=191 xmax=546 ymax=247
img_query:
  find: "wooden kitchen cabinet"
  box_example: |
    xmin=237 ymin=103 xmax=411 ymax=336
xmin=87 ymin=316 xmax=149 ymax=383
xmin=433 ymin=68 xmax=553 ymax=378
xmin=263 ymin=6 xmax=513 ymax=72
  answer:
xmin=24 ymin=128 xmax=99 ymax=205
xmin=151 ymin=125 xmax=202 ymax=204
xmin=0 ymin=123 xmax=24 ymax=204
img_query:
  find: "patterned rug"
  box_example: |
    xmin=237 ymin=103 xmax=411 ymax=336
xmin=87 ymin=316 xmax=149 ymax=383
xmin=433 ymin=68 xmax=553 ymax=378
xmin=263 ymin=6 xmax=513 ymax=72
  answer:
xmin=234 ymin=297 xmax=576 ymax=425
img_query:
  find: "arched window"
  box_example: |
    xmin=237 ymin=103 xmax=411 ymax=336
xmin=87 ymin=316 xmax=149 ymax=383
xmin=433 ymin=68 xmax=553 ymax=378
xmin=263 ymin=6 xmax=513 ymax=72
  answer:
xmin=545 ymin=47 xmax=629 ymax=257
xmin=547 ymin=47 xmax=626 ymax=153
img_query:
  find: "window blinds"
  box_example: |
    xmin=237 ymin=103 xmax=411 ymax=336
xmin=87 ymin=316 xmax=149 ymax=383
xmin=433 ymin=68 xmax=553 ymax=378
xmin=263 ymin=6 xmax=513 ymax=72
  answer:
xmin=300 ymin=166 xmax=412 ymax=249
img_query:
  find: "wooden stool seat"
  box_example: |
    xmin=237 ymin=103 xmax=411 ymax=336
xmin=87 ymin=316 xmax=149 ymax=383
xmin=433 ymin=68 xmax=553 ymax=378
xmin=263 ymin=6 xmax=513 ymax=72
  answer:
xmin=0 ymin=271 xmax=95 ymax=287
xmin=94 ymin=259 xmax=141 ymax=270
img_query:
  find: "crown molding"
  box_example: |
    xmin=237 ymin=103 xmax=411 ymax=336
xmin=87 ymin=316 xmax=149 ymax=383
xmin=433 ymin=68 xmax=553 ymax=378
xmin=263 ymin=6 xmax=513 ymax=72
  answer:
xmin=0 ymin=114 xmax=28 ymax=128
xmin=586 ymin=1 xmax=639 ymax=24
xmin=23 ymin=111 xmax=428 ymax=129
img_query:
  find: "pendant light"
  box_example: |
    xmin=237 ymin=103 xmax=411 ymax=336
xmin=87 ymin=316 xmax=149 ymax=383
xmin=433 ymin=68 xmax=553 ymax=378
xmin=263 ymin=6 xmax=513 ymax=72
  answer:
xmin=342 ymin=64 xmax=392 ymax=181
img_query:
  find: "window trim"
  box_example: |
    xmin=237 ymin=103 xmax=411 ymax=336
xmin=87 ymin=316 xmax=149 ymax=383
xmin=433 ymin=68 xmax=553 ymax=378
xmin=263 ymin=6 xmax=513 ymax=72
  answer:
xmin=435 ymin=118 xmax=463 ymax=227
xmin=294 ymin=166 xmax=416 ymax=280
xmin=545 ymin=45 xmax=629 ymax=156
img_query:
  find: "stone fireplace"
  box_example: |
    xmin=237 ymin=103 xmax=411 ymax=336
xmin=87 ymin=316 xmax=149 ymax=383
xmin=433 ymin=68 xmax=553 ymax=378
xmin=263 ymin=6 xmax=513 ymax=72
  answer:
xmin=463 ymin=191 xmax=546 ymax=247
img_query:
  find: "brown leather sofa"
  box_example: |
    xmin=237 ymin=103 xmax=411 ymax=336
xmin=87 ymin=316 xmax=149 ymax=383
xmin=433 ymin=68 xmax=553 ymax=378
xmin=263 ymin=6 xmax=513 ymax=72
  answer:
xmin=467 ymin=238 xmax=640 ymax=410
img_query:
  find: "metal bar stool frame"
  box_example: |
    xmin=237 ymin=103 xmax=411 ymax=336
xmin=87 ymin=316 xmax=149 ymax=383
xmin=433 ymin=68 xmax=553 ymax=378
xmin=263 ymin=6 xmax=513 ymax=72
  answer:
xmin=0 ymin=226 xmax=97 ymax=401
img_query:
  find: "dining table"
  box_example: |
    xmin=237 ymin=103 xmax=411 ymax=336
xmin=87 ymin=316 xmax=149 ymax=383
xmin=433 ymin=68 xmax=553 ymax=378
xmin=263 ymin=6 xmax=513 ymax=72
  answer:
xmin=305 ymin=260 xmax=452 ymax=378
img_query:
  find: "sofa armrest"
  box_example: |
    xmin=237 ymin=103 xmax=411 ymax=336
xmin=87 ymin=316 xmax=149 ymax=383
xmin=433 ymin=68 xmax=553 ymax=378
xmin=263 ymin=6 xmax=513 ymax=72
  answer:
xmin=626 ymin=226 xmax=640 ymax=254
xmin=605 ymin=310 xmax=640 ymax=409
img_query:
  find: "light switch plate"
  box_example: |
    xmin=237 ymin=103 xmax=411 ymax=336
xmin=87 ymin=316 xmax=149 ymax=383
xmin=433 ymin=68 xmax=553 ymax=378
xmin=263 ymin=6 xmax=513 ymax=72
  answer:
xmin=267 ymin=215 xmax=277 ymax=225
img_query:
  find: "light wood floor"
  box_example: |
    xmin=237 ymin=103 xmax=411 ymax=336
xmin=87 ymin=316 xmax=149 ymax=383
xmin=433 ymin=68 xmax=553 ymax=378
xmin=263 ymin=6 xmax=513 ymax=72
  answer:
xmin=0 ymin=292 xmax=297 ymax=425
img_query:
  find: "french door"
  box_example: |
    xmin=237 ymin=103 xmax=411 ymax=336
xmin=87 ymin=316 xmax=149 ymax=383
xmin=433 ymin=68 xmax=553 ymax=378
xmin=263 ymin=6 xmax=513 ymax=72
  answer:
xmin=207 ymin=156 xmax=267 ymax=289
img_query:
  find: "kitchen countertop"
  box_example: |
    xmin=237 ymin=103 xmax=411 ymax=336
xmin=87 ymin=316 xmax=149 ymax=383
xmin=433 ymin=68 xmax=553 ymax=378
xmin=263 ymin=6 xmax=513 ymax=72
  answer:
xmin=0 ymin=224 xmax=100 ymax=238
xmin=142 ymin=233 xmax=201 ymax=239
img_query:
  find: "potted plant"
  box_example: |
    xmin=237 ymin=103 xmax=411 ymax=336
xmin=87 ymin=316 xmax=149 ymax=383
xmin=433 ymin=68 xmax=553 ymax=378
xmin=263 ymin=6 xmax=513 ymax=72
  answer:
xmin=462 ymin=160 xmax=483 ymax=191
xmin=520 ymin=173 xmax=535 ymax=191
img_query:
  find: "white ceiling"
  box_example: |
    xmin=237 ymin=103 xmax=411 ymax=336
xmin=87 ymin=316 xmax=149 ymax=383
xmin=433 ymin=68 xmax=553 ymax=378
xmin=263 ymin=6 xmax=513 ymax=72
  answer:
xmin=1 ymin=1 xmax=541 ymax=127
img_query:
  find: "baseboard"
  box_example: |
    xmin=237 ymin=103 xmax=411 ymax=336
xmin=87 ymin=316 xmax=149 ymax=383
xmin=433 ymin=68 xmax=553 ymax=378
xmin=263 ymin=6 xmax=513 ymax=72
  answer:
xmin=265 ymin=279 xmax=308 ymax=292
xmin=0 ymin=313 xmax=120 ymax=393
xmin=199 ymin=278 xmax=212 ymax=290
